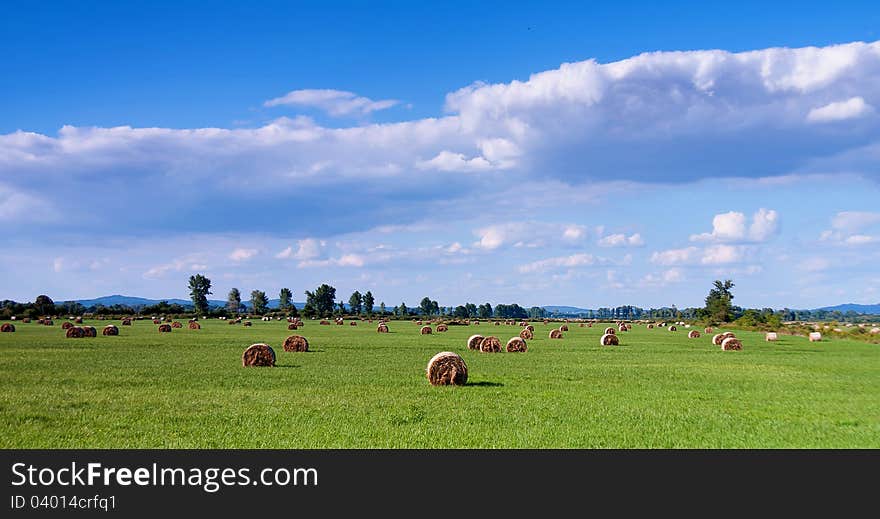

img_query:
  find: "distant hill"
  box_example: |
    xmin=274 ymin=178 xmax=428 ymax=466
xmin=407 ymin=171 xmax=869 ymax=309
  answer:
xmin=541 ymin=305 xmax=592 ymax=315
xmin=814 ymin=303 xmax=880 ymax=315
xmin=63 ymin=295 xmax=305 ymax=310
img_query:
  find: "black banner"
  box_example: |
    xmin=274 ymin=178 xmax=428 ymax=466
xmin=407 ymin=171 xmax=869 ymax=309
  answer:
xmin=2 ymin=450 xmax=875 ymax=515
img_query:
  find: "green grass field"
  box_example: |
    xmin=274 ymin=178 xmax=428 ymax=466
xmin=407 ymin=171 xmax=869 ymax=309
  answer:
xmin=1 ymin=319 xmax=878 ymax=448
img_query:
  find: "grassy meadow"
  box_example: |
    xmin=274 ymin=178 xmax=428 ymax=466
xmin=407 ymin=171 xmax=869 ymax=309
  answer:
xmin=1 ymin=318 xmax=878 ymax=448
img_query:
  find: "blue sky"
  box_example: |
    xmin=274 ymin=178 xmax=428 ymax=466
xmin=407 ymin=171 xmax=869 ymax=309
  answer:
xmin=2 ymin=1 xmax=880 ymax=309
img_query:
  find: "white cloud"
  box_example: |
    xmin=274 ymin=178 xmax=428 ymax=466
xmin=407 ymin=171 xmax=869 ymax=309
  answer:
xmin=799 ymin=257 xmax=831 ymax=272
xmin=416 ymin=150 xmax=495 ymax=172
xmin=807 ymin=96 xmax=872 ymax=122
xmin=650 ymin=247 xmax=699 ymax=266
xmin=298 ymin=253 xmax=365 ymax=268
xmin=831 ymin=211 xmax=880 ymax=232
xmin=276 ymin=238 xmax=323 ymax=260
xmin=691 ymin=209 xmax=778 ymax=242
xmin=264 ymin=89 xmax=399 ymax=116
xmin=598 ymin=232 xmax=644 ymax=247
xmin=844 ymin=234 xmax=877 ymax=245
xmin=700 ymin=244 xmax=744 ymax=265
xmin=518 ymin=253 xmax=596 ymax=274
xmin=229 ymin=248 xmax=258 ymax=262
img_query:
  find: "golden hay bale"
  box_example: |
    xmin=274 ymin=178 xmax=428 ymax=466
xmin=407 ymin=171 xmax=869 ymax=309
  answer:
xmin=74 ymin=317 xmax=83 ymax=324
xmin=66 ymin=326 xmax=84 ymax=338
xmin=349 ymin=321 xmax=357 ymax=326
xmin=102 ymin=325 xmax=119 ymax=336
xmin=809 ymin=332 xmax=822 ymax=342
xmin=618 ymin=324 xmax=628 ymax=332
xmin=121 ymin=318 xmax=132 ymax=326
xmin=377 ymin=323 xmax=389 ymax=333
xmin=765 ymin=332 xmax=778 ymax=341
xmin=43 ymin=319 xmax=54 ymax=326
xmin=243 ymin=321 xmax=253 ymax=327
xmin=158 ymin=324 xmax=172 ymax=333
xmin=704 ymin=327 xmax=713 ymax=334
xmin=688 ymin=330 xmax=701 ymax=338
xmin=549 ymin=329 xmax=563 ymax=339
xmin=282 ymin=335 xmax=309 ymax=352
xmin=506 ymin=337 xmax=528 ymax=352
xmin=416 ymin=320 xmax=423 ymax=326
xmin=712 ymin=332 xmax=736 ymax=346
xmin=188 ymin=321 xmax=201 ymax=330
xmin=420 ymin=325 xmax=432 ymax=335
xmin=242 ymin=343 xmax=276 ymax=367
xmin=870 ymin=328 xmax=880 ymax=334
xmin=1 ymin=323 xmax=15 ymax=332
xmin=228 ymin=320 xmax=237 ymax=325
xmin=647 ymin=324 xmax=654 ymax=329
xmin=587 ymin=323 xmax=592 ymax=328
xmin=519 ymin=328 xmax=533 ymax=340
xmin=721 ymin=337 xmax=743 ymax=351
xmin=579 ymin=323 xmax=585 ymax=328
xmin=600 ymin=333 xmax=619 ymax=346
xmin=22 ymin=318 xmax=31 ymax=323
xmin=171 ymin=321 xmax=183 ymax=328
xmin=479 ymin=336 xmax=502 ymax=353
xmin=287 ymin=323 xmax=298 ymax=330
xmin=152 ymin=319 xmax=161 ymax=324
xmin=494 ymin=321 xmax=500 ymax=326
xmin=61 ymin=321 xmax=74 ymax=330
xmin=604 ymin=327 xmax=615 ymax=335
xmin=436 ymin=324 xmax=448 ymax=332
xmin=467 ymin=334 xmax=484 ymax=351
xmin=560 ymin=324 xmax=569 ymax=332
xmin=320 ymin=320 xmax=331 ymax=325
xmin=426 ymin=352 xmax=468 ymax=386
xmin=667 ymin=325 xmax=677 ymax=332
xmin=81 ymin=326 xmax=97 ymax=337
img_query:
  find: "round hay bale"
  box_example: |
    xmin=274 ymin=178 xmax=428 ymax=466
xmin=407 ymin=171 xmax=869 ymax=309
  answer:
xmin=282 ymin=335 xmax=309 ymax=352
xmin=712 ymin=332 xmax=736 ymax=346
xmin=243 ymin=321 xmax=252 ymax=327
xmin=43 ymin=319 xmax=53 ymax=326
xmin=604 ymin=327 xmax=615 ymax=335
xmin=618 ymin=324 xmax=628 ymax=332
xmin=721 ymin=337 xmax=743 ymax=351
xmin=319 ymin=320 xmax=331 ymax=325
xmin=809 ymin=332 xmax=822 ymax=342
xmin=152 ymin=319 xmax=161 ymax=325
xmin=647 ymin=324 xmax=654 ymax=329
xmin=420 ymin=325 xmax=432 ymax=335
xmin=61 ymin=321 xmax=74 ymax=330
xmin=560 ymin=324 xmax=569 ymax=332
xmin=22 ymin=318 xmax=31 ymax=323
xmin=467 ymin=334 xmax=484 ymax=351
xmin=81 ymin=326 xmax=97 ymax=337
xmin=66 ymin=326 xmax=84 ymax=338
xmin=102 ymin=325 xmax=119 ymax=336
xmin=506 ymin=337 xmax=528 ymax=352
xmin=227 ymin=319 xmax=237 ymax=325
xmin=121 ymin=319 xmax=132 ymax=326
xmin=870 ymin=327 xmax=880 ymax=334
xmin=377 ymin=323 xmax=389 ymax=333
xmin=765 ymin=332 xmax=778 ymax=341
xmin=688 ymin=330 xmax=701 ymax=339
xmin=704 ymin=327 xmax=713 ymax=334
xmin=549 ymin=329 xmax=563 ymax=339
xmin=0 ymin=323 xmax=15 ymax=332
xmin=242 ymin=343 xmax=276 ymax=367
xmin=158 ymin=324 xmax=172 ymax=333
xmin=667 ymin=325 xmax=677 ymax=332
xmin=587 ymin=323 xmax=592 ymax=328
xmin=600 ymin=333 xmax=619 ymax=346
xmin=579 ymin=323 xmax=585 ymax=328
xmin=494 ymin=321 xmax=500 ymax=326
xmin=287 ymin=323 xmax=298 ymax=330
xmin=519 ymin=328 xmax=533 ymax=340
xmin=479 ymin=336 xmax=502 ymax=353
xmin=436 ymin=324 xmax=448 ymax=332
xmin=426 ymin=352 xmax=468 ymax=386
xmin=188 ymin=321 xmax=201 ymax=330
xmin=349 ymin=321 xmax=357 ymax=326
xmin=171 ymin=321 xmax=183 ymax=328
xmin=416 ymin=320 xmax=423 ymax=326
xmin=74 ymin=317 xmax=83 ymax=324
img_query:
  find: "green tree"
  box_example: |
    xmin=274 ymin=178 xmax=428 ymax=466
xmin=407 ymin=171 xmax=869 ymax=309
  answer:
xmin=453 ymin=305 xmax=469 ymax=318
xmin=397 ymin=302 xmax=408 ymax=317
xmin=250 ymin=290 xmax=269 ymax=315
xmin=363 ymin=291 xmax=375 ymax=316
xmin=34 ymin=294 xmax=55 ymax=316
xmin=704 ymin=279 xmax=735 ymax=323
xmin=379 ymin=302 xmax=386 ymax=315
xmin=227 ymin=288 xmax=241 ymax=314
xmin=279 ymin=287 xmax=293 ymax=311
xmin=465 ymin=303 xmax=477 ymax=318
xmin=478 ymin=303 xmax=493 ymax=319
xmin=419 ymin=297 xmax=433 ymax=316
xmin=188 ymin=274 xmax=212 ymax=315
xmin=304 ymin=284 xmax=336 ymax=317
xmin=348 ymin=291 xmax=363 ymax=315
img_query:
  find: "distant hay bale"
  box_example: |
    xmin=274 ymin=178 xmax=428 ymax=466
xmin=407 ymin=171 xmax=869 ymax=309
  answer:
xmin=377 ymin=323 xmax=389 ymax=333
xmin=704 ymin=327 xmax=713 ymax=334
xmin=579 ymin=323 xmax=585 ymax=327
xmin=526 ymin=325 xmax=534 ymax=332
xmin=587 ymin=323 xmax=592 ymax=328
xmin=600 ymin=333 xmax=619 ymax=346
xmin=688 ymin=330 xmax=701 ymax=339
xmin=282 ymin=335 xmax=309 ymax=352
xmin=416 ymin=320 xmax=423 ymax=326
xmin=506 ymin=337 xmax=528 ymax=352
xmin=102 ymin=325 xmax=119 ymax=336
xmin=712 ymin=332 xmax=736 ymax=346
xmin=560 ymin=324 xmax=569 ymax=332
xmin=350 ymin=321 xmax=357 ymax=326
xmin=287 ymin=323 xmax=298 ymax=330
xmin=647 ymin=324 xmax=654 ymax=329
xmin=61 ymin=322 xmax=74 ymax=330
xmin=667 ymin=325 xmax=677 ymax=332
xmin=549 ymin=329 xmax=563 ymax=339
xmin=227 ymin=320 xmax=236 ymax=325
xmin=66 ymin=326 xmax=84 ymax=338
xmin=494 ymin=321 xmax=500 ymax=326
xmin=659 ymin=322 xmax=666 ymax=327
xmin=81 ymin=326 xmax=97 ymax=337
xmin=479 ymin=336 xmax=502 ymax=353
xmin=467 ymin=334 xmax=484 ymax=351
xmin=604 ymin=327 xmax=615 ymax=335
xmin=171 ymin=321 xmax=183 ymax=328
xmin=320 ymin=320 xmax=331 ymax=325
xmin=436 ymin=324 xmax=448 ymax=332
xmin=189 ymin=321 xmax=201 ymax=329
xmin=22 ymin=318 xmax=31 ymax=323
xmin=74 ymin=317 xmax=83 ymax=324
xmin=765 ymin=332 xmax=778 ymax=341
xmin=519 ymin=328 xmax=533 ymax=340
xmin=721 ymin=337 xmax=743 ymax=351
xmin=618 ymin=324 xmax=628 ymax=332
xmin=158 ymin=324 xmax=172 ymax=333
xmin=870 ymin=327 xmax=880 ymax=335
xmin=152 ymin=319 xmax=161 ymax=325
xmin=809 ymin=332 xmax=822 ymax=342
xmin=43 ymin=319 xmax=54 ymax=326
xmin=420 ymin=326 xmax=432 ymax=335
xmin=242 ymin=343 xmax=276 ymax=367
xmin=0 ymin=323 xmax=15 ymax=332
xmin=121 ymin=318 xmax=132 ymax=326
xmin=426 ymin=352 xmax=468 ymax=386
xmin=243 ymin=321 xmax=252 ymax=327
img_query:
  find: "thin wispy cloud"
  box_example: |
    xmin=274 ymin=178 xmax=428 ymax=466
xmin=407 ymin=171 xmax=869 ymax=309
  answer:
xmin=264 ymin=89 xmax=400 ymax=116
